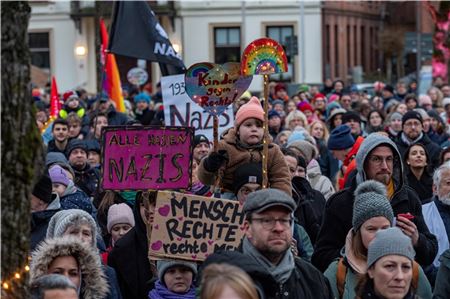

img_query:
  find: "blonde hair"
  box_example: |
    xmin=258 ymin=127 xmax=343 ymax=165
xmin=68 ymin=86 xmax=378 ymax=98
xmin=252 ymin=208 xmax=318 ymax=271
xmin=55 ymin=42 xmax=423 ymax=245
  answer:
xmin=285 ymin=110 xmax=308 ymax=130
xmin=200 ymin=263 xmax=259 ymax=299
xmin=308 ymin=120 xmax=329 ymax=141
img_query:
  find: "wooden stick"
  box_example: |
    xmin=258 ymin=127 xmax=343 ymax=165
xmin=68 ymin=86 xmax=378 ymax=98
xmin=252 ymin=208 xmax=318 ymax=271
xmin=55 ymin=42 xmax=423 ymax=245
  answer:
xmin=213 ymin=115 xmax=219 ymax=152
xmin=262 ymin=74 xmax=269 ymax=188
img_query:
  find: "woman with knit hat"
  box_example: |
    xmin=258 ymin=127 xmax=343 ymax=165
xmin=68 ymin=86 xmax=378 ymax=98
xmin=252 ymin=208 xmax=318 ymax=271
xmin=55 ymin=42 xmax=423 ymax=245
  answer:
xmin=324 ymin=180 xmax=431 ymax=299
xmin=356 ymin=227 xmax=420 ymax=299
xmin=197 ymin=96 xmax=291 ymax=198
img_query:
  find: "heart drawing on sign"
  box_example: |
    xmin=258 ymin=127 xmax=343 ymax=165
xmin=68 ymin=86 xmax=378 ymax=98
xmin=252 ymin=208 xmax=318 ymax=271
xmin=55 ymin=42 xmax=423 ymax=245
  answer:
xmin=154 ymin=224 xmax=159 ymax=230
xmin=177 ymin=237 xmax=183 ymax=241
xmin=191 ymin=255 xmax=197 ymax=260
xmin=158 ymin=205 xmax=170 ymax=217
xmin=151 ymin=240 xmax=162 ymax=251
xmin=185 ymin=62 xmax=253 ymax=116
xmin=207 ymin=240 xmax=214 ymax=245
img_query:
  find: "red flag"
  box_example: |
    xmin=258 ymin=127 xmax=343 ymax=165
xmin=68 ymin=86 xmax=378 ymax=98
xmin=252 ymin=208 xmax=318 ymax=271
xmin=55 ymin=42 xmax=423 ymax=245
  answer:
xmin=50 ymin=76 xmax=60 ymax=118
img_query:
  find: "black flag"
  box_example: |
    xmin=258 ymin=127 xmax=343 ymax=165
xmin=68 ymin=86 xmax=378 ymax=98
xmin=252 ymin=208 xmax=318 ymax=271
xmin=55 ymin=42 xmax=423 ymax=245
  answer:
xmin=109 ymin=1 xmax=186 ymax=75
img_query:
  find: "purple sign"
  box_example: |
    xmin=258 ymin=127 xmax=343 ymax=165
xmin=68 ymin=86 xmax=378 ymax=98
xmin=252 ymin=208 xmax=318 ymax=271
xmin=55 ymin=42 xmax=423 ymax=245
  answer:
xmin=101 ymin=126 xmax=194 ymax=190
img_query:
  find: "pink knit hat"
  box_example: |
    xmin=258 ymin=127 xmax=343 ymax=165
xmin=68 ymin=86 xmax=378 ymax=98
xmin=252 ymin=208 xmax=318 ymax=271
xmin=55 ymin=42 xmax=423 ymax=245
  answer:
xmin=235 ymin=96 xmax=264 ymax=127
xmin=107 ymin=203 xmax=135 ymax=233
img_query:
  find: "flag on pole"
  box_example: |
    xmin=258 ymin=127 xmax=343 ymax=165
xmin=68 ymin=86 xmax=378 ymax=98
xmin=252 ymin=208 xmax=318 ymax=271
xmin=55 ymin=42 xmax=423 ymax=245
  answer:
xmin=49 ymin=76 xmax=60 ymax=118
xmin=108 ymin=2 xmax=185 ymax=76
xmin=100 ymin=18 xmax=126 ymax=112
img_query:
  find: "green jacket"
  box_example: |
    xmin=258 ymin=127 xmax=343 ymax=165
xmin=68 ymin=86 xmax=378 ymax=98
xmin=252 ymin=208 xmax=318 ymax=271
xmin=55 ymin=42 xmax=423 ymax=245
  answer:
xmin=324 ymin=258 xmax=432 ymax=299
xmin=433 ymin=249 xmax=450 ymax=299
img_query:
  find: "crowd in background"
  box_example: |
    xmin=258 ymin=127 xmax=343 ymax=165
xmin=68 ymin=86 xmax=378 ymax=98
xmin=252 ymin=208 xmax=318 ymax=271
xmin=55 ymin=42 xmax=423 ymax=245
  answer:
xmin=28 ymin=77 xmax=450 ymax=299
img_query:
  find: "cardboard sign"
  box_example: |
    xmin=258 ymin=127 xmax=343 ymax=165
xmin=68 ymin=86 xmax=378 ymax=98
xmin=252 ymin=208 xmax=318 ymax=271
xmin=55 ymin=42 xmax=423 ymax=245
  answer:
xmin=149 ymin=191 xmax=245 ymax=261
xmin=162 ymin=74 xmax=234 ymax=141
xmin=101 ymin=126 xmax=193 ymax=190
xmin=184 ymin=62 xmax=252 ymax=116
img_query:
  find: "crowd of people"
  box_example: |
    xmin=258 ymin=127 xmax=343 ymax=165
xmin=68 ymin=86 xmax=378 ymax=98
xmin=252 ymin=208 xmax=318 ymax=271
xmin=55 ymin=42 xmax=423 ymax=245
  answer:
xmin=28 ymin=79 xmax=450 ymax=298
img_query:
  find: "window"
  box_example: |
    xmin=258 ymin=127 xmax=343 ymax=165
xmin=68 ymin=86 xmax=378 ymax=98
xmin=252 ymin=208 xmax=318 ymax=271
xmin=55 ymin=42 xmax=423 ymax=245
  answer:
xmin=29 ymin=32 xmax=51 ymax=71
xmin=214 ymin=27 xmax=241 ymax=64
xmin=266 ymin=25 xmax=294 ymax=81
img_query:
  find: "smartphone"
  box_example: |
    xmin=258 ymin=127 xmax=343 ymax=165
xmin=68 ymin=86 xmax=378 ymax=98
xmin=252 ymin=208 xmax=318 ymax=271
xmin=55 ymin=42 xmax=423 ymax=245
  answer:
xmin=397 ymin=213 xmax=415 ymax=221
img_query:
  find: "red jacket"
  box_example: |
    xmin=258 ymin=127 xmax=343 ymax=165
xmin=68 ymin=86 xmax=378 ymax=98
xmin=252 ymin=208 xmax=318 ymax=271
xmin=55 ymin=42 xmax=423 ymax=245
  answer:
xmin=338 ymin=136 xmax=364 ymax=190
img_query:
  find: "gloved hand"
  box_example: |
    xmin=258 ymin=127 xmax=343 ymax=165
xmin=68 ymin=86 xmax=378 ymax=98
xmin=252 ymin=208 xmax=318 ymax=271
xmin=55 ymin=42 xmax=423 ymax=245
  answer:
xmin=203 ymin=150 xmax=228 ymax=172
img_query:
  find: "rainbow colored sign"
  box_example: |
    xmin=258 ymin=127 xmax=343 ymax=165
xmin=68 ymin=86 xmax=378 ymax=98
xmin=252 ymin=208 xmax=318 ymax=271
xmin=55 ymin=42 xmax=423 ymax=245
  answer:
xmin=241 ymin=38 xmax=288 ymax=76
xmin=101 ymin=126 xmax=194 ymax=190
xmin=184 ymin=62 xmax=252 ymax=116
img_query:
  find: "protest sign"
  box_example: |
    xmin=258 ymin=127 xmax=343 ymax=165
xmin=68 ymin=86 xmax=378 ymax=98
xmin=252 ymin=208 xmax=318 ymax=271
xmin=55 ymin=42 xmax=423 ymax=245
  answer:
xmin=101 ymin=126 xmax=193 ymax=190
xmin=149 ymin=191 xmax=245 ymax=262
xmin=162 ymin=74 xmax=234 ymax=141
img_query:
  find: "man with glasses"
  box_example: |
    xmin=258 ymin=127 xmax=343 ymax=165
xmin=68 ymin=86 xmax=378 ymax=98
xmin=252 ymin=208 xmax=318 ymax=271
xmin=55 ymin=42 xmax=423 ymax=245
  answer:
xmin=312 ymin=133 xmax=438 ymax=272
xmin=238 ymin=188 xmax=332 ymax=298
xmin=394 ymin=110 xmax=442 ymax=170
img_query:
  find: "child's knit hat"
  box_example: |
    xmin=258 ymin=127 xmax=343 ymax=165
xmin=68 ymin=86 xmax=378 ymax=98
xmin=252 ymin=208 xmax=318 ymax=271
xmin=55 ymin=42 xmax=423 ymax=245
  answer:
xmin=235 ymin=96 xmax=264 ymax=127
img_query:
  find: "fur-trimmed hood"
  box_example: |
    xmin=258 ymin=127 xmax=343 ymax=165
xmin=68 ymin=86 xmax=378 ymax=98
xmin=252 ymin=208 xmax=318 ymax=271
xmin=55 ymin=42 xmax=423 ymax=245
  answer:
xmin=30 ymin=237 xmax=109 ymax=299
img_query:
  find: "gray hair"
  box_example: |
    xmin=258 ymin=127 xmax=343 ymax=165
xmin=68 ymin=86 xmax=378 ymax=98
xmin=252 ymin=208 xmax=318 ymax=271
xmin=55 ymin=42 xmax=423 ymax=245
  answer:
xmin=30 ymin=274 xmax=77 ymax=299
xmin=433 ymin=161 xmax=450 ymax=192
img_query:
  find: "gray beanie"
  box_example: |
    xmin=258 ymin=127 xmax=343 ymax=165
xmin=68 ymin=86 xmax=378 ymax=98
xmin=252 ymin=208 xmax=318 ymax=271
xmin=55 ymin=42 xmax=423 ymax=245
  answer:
xmin=46 ymin=209 xmax=98 ymax=248
xmin=157 ymin=259 xmax=197 ymax=283
xmin=352 ymin=180 xmax=394 ymax=231
xmin=45 ymin=152 xmax=68 ymax=167
xmin=367 ymin=227 xmax=415 ymax=268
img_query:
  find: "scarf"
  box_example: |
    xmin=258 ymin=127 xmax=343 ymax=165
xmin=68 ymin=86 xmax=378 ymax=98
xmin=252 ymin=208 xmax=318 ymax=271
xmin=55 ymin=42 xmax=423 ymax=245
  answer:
xmin=242 ymin=237 xmax=295 ymax=284
xmin=148 ymin=280 xmax=196 ymax=299
xmin=400 ymin=132 xmax=423 ymax=146
xmin=236 ymin=138 xmax=264 ymax=151
xmin=344 ymin=230 xmax=367 ymax=274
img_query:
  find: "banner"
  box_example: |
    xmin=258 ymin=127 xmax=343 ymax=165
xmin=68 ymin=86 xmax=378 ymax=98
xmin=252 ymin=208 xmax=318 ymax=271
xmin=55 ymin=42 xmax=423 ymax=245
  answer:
xmin=162 ymin=74 xmax=234 ymax=141
xmin=101 ymin=126 xmax=193 ymax=190
xmin=108 ymin=2 xmax=185 ymax=75
xmin=149 ymin=191 xmax=245 ymax=261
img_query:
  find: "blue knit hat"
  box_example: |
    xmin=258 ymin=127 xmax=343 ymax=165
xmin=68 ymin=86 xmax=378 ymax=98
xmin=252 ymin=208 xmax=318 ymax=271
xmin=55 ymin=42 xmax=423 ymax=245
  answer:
xmin=268 ymin=110 xmax=281 ymax=119
xmin=134 ymin=92 xmax=151 ymax=103
xmin=328 ymin=125 xmax=355 ymax=150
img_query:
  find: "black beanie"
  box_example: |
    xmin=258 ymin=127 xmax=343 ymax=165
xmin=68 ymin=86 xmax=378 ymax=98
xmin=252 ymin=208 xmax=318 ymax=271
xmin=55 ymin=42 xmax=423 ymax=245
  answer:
xmin=297 ymin=155 xmax=307 ymax=169
xmin=66 ymin=139 xmax=87 ymax=157
xmin=342 ymin=111 xmax=361 ymax=124
xmin=233 ymin=162 xmax=263 ymax=195
xmin=32 ymin=175 xmax=53 ymax=203
xmin=402 ymin=110 xmax=423 ymax=127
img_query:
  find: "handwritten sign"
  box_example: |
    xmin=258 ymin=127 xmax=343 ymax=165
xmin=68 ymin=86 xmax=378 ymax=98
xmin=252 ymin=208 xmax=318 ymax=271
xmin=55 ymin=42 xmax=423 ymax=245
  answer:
xmin=101 ymin=126 xmax=193 ymax=190
xmin=184 ymin=62 xmax=252 ymax=116
xmin=162 ymin=74 xmax=234 ymax=141
xmin=149 ymin=191 xmax=245 ymax=261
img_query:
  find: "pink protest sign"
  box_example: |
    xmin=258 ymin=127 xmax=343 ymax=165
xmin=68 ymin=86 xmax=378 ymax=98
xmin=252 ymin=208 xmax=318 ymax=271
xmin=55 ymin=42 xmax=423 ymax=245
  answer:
xmin=101 ymin=126 xmax=194 ymax=190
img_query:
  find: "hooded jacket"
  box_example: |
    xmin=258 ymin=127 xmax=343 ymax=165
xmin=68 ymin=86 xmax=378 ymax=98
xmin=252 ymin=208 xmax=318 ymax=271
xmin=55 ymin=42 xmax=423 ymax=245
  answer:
xmin=31 ymin=194 xmax=61 ymax=251
xmin=434 ymin=248 xmax=450 ymax=298
xmin=312 ymin=133 xmax=438 ymax=272
xmin=307 ymin=159 xmax=335 ymax=200
xmin=31 ymin=237 xmax=109 ymax=299
xmin=108 ymin=197 xmax=153 ymax=299
xmin=197 ymin=128 xmax=291 ymax=196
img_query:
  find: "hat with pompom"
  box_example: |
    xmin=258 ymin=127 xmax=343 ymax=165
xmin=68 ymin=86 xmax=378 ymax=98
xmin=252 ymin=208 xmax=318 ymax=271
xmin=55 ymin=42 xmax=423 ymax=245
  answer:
xmin=352 ymin=180 xmax=394 ymax=231
xmin=235 ymin=96 xmax=264 ymax=127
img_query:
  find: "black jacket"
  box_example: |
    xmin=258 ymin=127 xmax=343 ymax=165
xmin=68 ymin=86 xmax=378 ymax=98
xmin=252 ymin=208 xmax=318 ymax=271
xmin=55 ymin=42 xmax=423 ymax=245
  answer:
xmin=135 ymin=108 xmax=155 ymax=126
xmin=312 ymin=133 xmax=438 ymax=272
xmin=405 ymin=169 xmax=433 ymax=204
xmin=108 ymin=198 xmax=153 ymax=299
xmin=72 ymin=163 xmax=100 ymax=198
xmin=395 ymin=132 xmax=442 ymax=170
xmin=46 ymin=139 xmax=67 ymax=155
xmin=202 ymin=250 xmax=333 ymax=299
xmin=292 ymin=176 xmax=325 ymax=244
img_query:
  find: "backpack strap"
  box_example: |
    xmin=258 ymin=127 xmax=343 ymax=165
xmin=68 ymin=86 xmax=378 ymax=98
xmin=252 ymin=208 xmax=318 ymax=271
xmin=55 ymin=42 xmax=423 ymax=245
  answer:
xmin=412 ymin=261 xmax=419 ymax=290
xmin=336 ymin=258 xmax=347 ymax=298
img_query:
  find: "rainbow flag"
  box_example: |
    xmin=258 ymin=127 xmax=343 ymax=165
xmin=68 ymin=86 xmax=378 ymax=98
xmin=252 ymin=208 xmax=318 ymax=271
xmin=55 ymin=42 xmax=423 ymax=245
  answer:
xmin=100 ymin=18 xmax=125 ymax=112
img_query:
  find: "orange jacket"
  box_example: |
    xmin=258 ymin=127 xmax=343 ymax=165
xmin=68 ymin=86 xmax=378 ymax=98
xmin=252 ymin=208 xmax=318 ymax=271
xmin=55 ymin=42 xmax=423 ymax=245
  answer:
xmin=338 ymin=136 xmax=364 ymax=190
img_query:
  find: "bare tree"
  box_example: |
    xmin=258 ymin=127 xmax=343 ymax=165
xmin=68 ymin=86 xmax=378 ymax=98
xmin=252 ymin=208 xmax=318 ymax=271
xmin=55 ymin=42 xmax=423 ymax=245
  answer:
xmin=1 ymin=2 xmax=43 ymax=297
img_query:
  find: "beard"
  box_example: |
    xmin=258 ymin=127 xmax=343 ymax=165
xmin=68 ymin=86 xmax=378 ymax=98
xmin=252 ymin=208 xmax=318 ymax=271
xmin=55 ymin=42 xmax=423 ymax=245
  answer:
xmin=438 ymin=193 xmax=450 ymax=206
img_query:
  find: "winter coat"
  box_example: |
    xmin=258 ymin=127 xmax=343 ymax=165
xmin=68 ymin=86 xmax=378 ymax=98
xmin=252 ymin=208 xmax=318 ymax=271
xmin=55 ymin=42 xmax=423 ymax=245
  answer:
xmin=135 ymin=108 xmax=155 ymax=126
xmin=292 ymin=176 xmax=326 ymax=244
xmin=197 ymin=128 xmax=292 ymax=196
xmin=202 ymin=250 xmax=333 ymax=299
xmin=312 ymin=134 xmax=438 ymax=272
xmin=72 ymin=163 xmax=100 ymax=198
xmin=46 ymin=139 xmax=67 ymax=155
xmin=60 ymin=182 xmax=94 ymax=214
xmin=394 ymin=132 xmax=442 ymax=170
xmin=104 ymin=105 xmax=130 ymax=126
xmin=316 ymin=137 xmax=340 ymax=184
xmin=307 ymin=159 xmax=335 ymax=200
xmin=324 ymin=231 xmax=432 ymax=299
xmin=30 ymin=195 xmax=61 ymax=251
xmin=434 ymin=197 xmax=450 ymax=243
xmin=108 ymin=197 xmax=153 ymax=299
xmin=405 ymin=169 xmax=434 ymax=204
xmin=433 ymin=249 xmax=450 ymax=299
xmin=30 ymin=237 xmax=109 ymax=299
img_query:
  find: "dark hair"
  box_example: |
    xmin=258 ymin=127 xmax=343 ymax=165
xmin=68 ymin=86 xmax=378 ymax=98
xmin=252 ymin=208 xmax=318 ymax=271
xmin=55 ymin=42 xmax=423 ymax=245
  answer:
xmin=31 ymin=274 xmax=76 ymax=299
xmin=403 ymin=143 xmax=431 ymax=175
xmin=404 ymin=93 xmax=418 ymax=104
xmin=367 ymin=109 xmax=386 ymax=127
xmin=440 ymin=146 xmax=450 ymax=165
xmin=52 ymin=118 xmax=68 ymax=130
xmin=89 ymin=112 xmax=108 ymax=127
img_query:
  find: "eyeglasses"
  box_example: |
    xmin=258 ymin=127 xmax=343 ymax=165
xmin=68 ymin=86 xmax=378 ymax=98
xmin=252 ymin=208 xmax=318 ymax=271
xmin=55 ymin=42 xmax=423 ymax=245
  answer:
xmin=251 ymin=217 xmax=292 ymax=230
xmin=368 ymin=155 xmax=394 ymax=166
